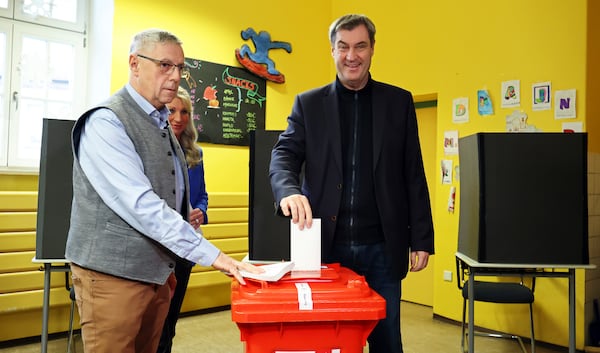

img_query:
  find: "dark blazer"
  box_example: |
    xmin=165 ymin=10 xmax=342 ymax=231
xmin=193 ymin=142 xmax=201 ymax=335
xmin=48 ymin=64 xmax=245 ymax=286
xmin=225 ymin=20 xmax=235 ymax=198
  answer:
xmin=269 ymin=78 xmax=434 ymax=280
xmin=188 ymin=147 xmax=209 ymax=224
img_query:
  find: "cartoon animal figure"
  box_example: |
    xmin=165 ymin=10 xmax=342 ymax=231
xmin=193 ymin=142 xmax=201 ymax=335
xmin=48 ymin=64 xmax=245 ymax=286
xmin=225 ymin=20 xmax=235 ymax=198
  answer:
xmin=236 ymin=28 xmax=292 ymax=83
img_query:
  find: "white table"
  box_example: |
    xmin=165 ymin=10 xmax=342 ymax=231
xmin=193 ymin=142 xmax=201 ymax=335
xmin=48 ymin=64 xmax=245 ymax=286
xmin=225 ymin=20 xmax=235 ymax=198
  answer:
xmin=456 ymin=251 xmax=596 ymax=353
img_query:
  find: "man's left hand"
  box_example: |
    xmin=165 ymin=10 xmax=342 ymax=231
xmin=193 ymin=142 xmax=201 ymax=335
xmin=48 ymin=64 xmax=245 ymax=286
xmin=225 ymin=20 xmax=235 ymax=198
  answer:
xmin=409 ymin=251 xmax=430 ymax=272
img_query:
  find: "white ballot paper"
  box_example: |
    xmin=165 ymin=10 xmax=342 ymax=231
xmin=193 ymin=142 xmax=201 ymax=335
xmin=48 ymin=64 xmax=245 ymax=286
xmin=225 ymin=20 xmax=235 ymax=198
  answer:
xmin=239 ymin=261 xmax=295 ymax=282
xmin=290 ymin=218 xmax=321 ymax=272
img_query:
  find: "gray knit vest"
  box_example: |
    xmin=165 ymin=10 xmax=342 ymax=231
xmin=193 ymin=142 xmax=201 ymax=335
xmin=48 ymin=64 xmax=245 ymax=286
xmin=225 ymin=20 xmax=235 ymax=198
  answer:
xmin=65 ymin=87 xmax=189 ymax=285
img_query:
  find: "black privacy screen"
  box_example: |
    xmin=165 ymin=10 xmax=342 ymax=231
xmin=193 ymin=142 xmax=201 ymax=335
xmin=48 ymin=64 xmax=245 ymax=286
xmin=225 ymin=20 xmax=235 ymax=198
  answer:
xmin=457 ymin=132 xmax=588 ymax=264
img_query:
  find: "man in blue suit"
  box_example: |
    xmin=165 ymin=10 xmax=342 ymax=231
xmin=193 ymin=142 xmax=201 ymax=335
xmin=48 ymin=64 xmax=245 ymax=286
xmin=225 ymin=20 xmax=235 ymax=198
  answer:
xmin=269 ymin=14 xmax=434 ymax=353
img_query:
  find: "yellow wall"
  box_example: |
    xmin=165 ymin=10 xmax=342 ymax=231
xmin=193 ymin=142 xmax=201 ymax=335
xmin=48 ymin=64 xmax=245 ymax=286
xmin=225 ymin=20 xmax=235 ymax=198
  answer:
xmin=329 ymin=0 xmax=592 ymax=349
xmin=112 ymin=0 xmax=332 ymax=192
xmin=1 ymin=0 xmax=597 ymax=349
xmin=587 ymin=0 xmax=600 ymax=152
xmin=401 ymin=104 xmax=437 ymax=306
xmin=0 ymin=174 xmax=38 ymax=191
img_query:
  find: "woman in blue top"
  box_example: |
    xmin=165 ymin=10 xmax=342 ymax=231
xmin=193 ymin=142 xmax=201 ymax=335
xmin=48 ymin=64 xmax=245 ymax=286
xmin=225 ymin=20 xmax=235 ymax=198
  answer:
xmin=157 ymin=86 xmax=208 ymax=353
xmin=170 ymin=87 xmax=208 ymax=225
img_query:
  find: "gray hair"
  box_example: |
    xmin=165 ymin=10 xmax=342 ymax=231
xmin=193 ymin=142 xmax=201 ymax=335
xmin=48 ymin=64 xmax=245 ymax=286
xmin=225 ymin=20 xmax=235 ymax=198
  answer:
xmin=129 ymin=29 xmax=183 ymax=54
xmin=328 ymin=14 xmax=376 ymax=46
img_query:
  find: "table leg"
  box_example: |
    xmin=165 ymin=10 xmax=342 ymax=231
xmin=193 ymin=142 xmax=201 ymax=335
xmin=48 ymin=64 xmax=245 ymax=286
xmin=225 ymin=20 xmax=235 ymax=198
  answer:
xmin=468 ymin=271 xmax=475 ymax=353
xmin=568 ymin=269 xmax=575 ymax=353
xmin=41 ymin=263 xmax=50 ymax=353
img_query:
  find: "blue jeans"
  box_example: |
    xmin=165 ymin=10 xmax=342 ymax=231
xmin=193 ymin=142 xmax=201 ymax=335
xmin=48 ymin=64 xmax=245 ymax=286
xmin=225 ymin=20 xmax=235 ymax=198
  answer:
xmin=325 ymin=242 xmax=402 ymax=353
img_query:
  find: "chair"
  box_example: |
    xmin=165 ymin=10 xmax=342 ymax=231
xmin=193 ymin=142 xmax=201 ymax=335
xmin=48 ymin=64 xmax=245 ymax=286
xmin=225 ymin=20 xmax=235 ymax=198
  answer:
xmin=456 ymin=258 xmax=536 ymax=353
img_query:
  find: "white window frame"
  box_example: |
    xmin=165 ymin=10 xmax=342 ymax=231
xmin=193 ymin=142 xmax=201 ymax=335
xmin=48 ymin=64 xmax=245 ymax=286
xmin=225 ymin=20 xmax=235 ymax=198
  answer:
xmin=0 ymin=0 xmax=13 ymax=19
xmin=0 ymin=0 xmax=90 ymax=171
xmin=14 ymin=0 xmax=86 ymax=33
xmin=0 ymin=20 xmax=12 ymax=166
xmin=8 ymin=22 xmax=87 ymax=167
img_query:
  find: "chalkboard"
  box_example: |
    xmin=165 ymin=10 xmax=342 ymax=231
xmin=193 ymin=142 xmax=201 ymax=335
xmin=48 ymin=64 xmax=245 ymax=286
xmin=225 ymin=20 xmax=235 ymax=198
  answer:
xmin=248 ymin=129 xmax=290 ymax=261
xmin=35 ymin=118 xmax=75 ymax=260
xmin=180 ymin=58 xmax=266 ymax=146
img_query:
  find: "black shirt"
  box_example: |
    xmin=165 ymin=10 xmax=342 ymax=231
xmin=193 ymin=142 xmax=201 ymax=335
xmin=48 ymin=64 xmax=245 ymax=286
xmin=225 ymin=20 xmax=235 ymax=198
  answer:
xmin=334 ymin=77 xmax=384 ymax=245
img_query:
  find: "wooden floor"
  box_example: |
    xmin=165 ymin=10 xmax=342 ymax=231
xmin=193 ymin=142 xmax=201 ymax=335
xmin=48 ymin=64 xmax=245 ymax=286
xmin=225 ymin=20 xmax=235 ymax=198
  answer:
xmin=0 ymin=301 xmax=567 ymax=353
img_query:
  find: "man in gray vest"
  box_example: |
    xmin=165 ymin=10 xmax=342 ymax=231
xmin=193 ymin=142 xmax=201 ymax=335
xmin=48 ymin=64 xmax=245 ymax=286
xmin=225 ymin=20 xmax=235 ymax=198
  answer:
xmin=65 ymin=29 xmax=261 ymax=353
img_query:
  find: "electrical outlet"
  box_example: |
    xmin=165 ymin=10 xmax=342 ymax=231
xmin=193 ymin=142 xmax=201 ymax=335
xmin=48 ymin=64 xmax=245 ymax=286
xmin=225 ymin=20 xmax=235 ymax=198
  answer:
xmin=443 ymin=270 xmax=453 ymax=282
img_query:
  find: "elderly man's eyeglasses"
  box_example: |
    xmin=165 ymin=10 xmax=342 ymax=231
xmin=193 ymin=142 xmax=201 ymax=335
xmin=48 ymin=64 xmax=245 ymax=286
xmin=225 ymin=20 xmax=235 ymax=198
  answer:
xmin=137 ymin=54 xmax=189 ymax=77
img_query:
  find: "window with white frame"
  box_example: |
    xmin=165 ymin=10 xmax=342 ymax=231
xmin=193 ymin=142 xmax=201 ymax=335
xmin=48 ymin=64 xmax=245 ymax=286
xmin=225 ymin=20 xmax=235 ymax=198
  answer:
xmin=0 ymin=0 xmax=87 ymax=169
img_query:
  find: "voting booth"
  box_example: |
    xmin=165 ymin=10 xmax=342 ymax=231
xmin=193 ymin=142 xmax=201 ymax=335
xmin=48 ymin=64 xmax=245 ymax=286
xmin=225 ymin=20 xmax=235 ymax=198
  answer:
xmin=457 ymin=132 xmax=589 ymax=264
xmin=36 ymin=118 xmax=75 ymax=260
xmin=248 ymin=129 xmax=290 ymax=261
xmin=231 ymin=264 xmax=386 ymax=353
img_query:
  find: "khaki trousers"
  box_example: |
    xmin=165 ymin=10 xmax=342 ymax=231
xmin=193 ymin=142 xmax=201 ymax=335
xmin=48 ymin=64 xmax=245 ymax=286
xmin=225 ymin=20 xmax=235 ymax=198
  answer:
xmin=70 ymin=264 xmax=171 ymax=353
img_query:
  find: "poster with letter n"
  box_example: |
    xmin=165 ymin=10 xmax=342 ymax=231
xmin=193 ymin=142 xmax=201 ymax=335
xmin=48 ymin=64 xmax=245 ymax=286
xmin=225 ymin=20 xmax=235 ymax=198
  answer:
xmin=181 ymin=57 xmax=266 ymax=146
xmin=35 ymin=118 xmax=75 ymax=260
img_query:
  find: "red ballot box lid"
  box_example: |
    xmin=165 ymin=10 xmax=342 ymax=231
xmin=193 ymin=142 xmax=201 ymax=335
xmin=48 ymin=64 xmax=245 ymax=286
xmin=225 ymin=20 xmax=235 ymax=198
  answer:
xmin=231 ymin=263 xmax=386 ymax=323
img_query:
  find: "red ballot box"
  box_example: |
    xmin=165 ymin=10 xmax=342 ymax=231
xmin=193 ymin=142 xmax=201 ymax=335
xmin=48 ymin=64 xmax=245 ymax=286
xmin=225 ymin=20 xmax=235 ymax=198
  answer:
xmin=231 ymin=263 xmax=386 ymax=353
